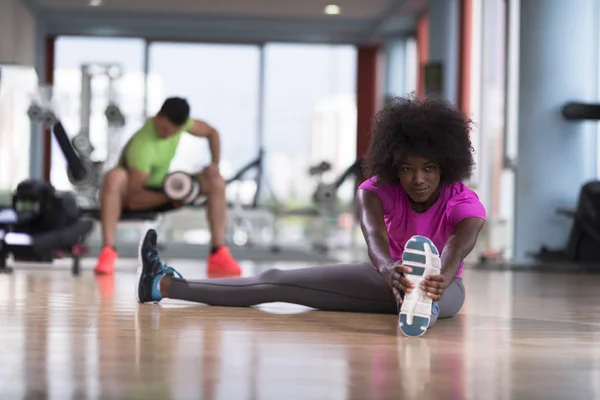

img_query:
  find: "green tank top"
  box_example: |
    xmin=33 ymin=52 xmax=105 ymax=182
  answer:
xmin=118 ymin=117 xmax=193 ymax=188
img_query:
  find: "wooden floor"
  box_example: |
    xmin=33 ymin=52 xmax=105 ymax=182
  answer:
xmin=0 ymin=258 xmax=600 ymax=400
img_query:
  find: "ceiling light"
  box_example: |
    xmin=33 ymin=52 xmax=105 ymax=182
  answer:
xmin=89 ymin=0 xmax=102 ymax=6
xmin=324 ymin=4 xmax=341 ymax=15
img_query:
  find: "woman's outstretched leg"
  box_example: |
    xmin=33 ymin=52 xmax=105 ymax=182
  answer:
xmin=136 ymin=229 xmax=397 ymax=314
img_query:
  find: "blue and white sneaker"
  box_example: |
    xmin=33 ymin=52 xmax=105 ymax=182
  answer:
xmin=135 ymin=229 xmax=182 ymax=304
xmin=399 ymin=235 xmax=441 ymax=337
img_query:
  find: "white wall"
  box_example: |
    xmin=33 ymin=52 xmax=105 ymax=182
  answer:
xmin=0 ymin=0 xmax=36 ymax=66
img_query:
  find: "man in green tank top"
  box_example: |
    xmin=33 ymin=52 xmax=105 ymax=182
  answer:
xmin=94 ymin=97 xmax=241 ymax=276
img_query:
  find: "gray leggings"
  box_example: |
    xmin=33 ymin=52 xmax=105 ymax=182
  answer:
xmin=167 ymin=262 xmax=466 ymax=327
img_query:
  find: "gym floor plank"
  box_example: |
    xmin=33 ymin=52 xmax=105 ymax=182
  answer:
xmin=0 ymin=259 xmax=599 ymax=399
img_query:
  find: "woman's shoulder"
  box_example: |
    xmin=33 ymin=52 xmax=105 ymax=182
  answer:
xmin=442 ymin=181 xmax=482 ymax=201
xmin=358 ymin=176 xmax=404 ymax=193
xmin=441 ymin=181 xmax=486 ymax=220
xmin=357 ymin=176 xmax=405 ymax=215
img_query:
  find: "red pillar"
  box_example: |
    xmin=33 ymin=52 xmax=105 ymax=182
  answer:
xmin=356 ymin=45 xmax=381 ymax=163
xmin=43 ymin=35 xmax=56 ymax=182
xmin=416 ymin=14 xmax=429 ymax=100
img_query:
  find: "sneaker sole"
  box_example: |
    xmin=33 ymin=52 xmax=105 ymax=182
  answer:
xmin=135 ymin=233 xmax=145 ymax=304
xmin=399 ymin=235 xmax=441 ymax=337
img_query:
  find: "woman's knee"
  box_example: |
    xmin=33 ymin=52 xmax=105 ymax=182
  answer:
xmin=437 ymin=279 xmax=466 ymax=319
xmin=260 ymin=268 xmax=282 ymax=282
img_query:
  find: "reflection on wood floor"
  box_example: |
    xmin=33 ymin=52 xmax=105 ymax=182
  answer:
xmin=0 ymin=258 xmax=599 ymax=399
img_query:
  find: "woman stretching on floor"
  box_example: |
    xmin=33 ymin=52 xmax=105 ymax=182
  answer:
xmin=135 ymin=95 xmax=486 ymax=337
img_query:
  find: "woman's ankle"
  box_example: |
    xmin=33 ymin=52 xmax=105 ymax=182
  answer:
xmin=159 ymin=275 xmax=172 ymax=297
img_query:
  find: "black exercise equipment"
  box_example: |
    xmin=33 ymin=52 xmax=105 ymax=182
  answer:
xmin=563 ymin=181 xmax=600 ymax=261
xmin=532 ymin=102 xmax=600 ymax=262
xmin=561 ymin=102 xmax=600 ymax=121
xmin=192 ymin=148 xmax=267 ymax=210
xmin=52 ymin=121 xmax=94 ymax=186
xmin=0 ymin=179 xmax=94 ymax=275
xmin=283 ymin=158 xmax=362 ymax=215
xmin=39 ymin=115 xmax=161 ymax=221
xmin=274 ymin=158 xmax=363 ymax=253
xmin=533 ymin=181 xmax=600 ymax=262
xmin=312 ymin=159 xmax=362 ymax=210
xmin=27 ymin=104 xmax=95 ymax=187
xmin=224 ymin=148 xmax=266 ymax=208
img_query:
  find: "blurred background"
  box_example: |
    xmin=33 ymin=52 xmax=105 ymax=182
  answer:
xmin=1 ymin=0 xmax=599 ymax=268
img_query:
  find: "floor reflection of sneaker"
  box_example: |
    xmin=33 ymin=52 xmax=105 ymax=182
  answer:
xmin=399 ymin=235 xmax=441 ymax=337
xmin=207 ymin=246 xmax=242 ymax=277
xmin=95 ymin=274 xmax=115 ymax=300
xmin=135 ymin=229 xmax=183 ymax=304
xmin=398 ymin=337 xmax=432 ymax=398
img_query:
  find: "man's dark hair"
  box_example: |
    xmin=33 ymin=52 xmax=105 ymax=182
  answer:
xmin=158 ymin=97 xmax=190 ymax=126
xmin=363 ymin=94 xmax=475 ymax=185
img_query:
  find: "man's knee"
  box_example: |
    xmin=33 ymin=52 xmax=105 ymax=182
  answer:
xmin=102 ymin=168 xmax=128 ymax=195
xmin=200 ymin=165 xmax=226 ymax=194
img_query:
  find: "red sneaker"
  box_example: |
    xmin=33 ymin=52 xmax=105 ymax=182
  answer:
xmin=94 ymin=246 xmax=117 ymax=275
xmin=207 ymin=247 xmax=241 ymax=277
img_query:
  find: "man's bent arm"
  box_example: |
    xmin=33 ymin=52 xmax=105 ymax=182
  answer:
xmin=188 ymin=119 xmax=221 ymax=165
xmin=125 ymin=169 xmax=170 ymax=210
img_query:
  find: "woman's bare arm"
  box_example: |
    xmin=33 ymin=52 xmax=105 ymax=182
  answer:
xmin=356 ymin=189 xmax=396 ymax=272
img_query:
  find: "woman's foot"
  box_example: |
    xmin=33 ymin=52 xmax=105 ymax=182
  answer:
xmin=399 ymin=235 xmax=441 ymax=337
xmin=136 ymin=229 xmax=182 ymax=304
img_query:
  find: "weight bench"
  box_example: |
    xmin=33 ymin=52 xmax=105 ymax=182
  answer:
xmin=80 ymin=208 xmax=161 ymax=221
xmin=80 ymin=208 xmax=167 ymax=244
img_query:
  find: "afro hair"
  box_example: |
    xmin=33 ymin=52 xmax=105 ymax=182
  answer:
xmin=362 ymin=95 xmax=475 ymax=185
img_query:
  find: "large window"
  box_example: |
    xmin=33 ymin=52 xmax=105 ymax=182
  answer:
xmin=147 ymin=43 xmax=261 ymax=184
xmin=262 ymin=43 xmax=357 ymax=207
xmin=49 ymin=37 xmax=358 ymax=248
xmin=0 ymin=65 xmax=38 ymax=202
xmin=53 ymin=37 xmax=146 ymax=190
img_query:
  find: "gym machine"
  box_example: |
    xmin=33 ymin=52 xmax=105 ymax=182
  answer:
xmin=310 ymin=159 xmax=362 ymax=213
xmin=29 ymin=64 xmax=126 ymax=208
xmin=1 ymin=88 xmax=95 ymax=275
xmin=0 ymin=193 xmax=93 ymax=276
xmin=273 ymin=159 xmax=363 ymax=253
xmin=70 ymin=63 xmax=126 ymax=208
xmin=27 ymin=86 xmax=93 ymax=186
xmin=532 ymin=101 xmax=600 ymax=262
xmin=27 ymin=83 xmax=163 ymax=217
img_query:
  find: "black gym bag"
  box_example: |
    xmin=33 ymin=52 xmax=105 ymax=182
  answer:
xmin=12 ymin=179 xmax=80 ymax=232
xmin=9 ymin=179 xmax=91 ymax=258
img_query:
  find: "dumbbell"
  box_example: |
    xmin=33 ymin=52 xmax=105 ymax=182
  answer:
xmin=163 ymin=171 xmax=202 ymax=205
